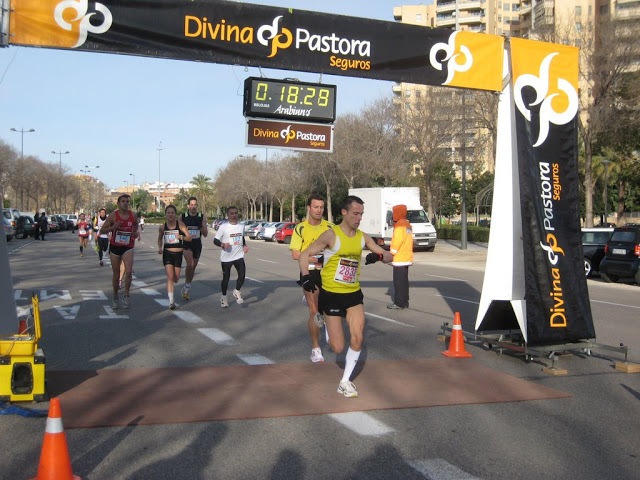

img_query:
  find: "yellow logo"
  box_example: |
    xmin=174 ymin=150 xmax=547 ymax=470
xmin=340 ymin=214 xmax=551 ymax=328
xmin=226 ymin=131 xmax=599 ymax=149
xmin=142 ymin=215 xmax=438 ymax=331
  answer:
xmin=257 ymin=16 xmax=293 ymax=58
xmin=281 ymin=125 xmax=296 ymax=143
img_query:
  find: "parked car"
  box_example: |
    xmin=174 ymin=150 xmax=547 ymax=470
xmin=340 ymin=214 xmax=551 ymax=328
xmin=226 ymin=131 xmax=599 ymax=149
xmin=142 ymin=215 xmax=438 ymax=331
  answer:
xmin=212 ymin=219 xmax=227 ymax=231
xmin=599 ymin=225 xmax=640 ymax=284
xmin=46 ymin=215 xmax=60 ymax=232
xmin=3 ymin=212 xmax=15 ymax=241
xmin=15 ymin=215 xmax=36 ymax=239
xmin=247 ymin=222 xmax=268 ymax=239
xmin=581 ymin=227 xmax=613 ymax=277
xmin=275 ymin=222 xmax=298 ymax=244
xmin=55 ymin=215 xmax=68 ymax=230
xmin=260 ymin=222 xmax=285 ymax=242
xmin=66 ymin=214 xmax=79 ymax=227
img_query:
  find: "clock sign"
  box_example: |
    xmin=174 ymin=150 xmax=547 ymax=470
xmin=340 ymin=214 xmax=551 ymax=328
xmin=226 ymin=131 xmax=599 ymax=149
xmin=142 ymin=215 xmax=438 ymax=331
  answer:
xmin=243 ymin=77 xmax=337 ymax=123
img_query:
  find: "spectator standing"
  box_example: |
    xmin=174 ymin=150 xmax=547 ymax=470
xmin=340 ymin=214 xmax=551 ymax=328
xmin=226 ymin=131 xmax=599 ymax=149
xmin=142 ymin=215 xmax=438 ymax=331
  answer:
xmin=38 ymin=211 xmax=48 ymax=241
xmin=33 ymin=212 xmax=40 ymax=240
xmin=387 ymin=204 xmax=413 ymax=310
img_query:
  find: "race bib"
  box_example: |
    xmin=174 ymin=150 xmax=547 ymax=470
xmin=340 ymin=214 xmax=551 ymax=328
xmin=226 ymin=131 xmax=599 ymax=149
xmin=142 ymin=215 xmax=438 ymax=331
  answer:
xmin=164 ymin=230 xmax=180 ymax=245
xmin=230 ymin=233 xmax=243 ymax=246
xmin=114 ymin=231 xmax=131 ymax=246
xmin=188 ymin=228 xmax=200 ymax=239
xmin=309 ymin=254 xmax=324 ymax=270
xmin=78 ymin=228 xmax=86 ymax=235
xmin=334 ymin=258 xmax=359 ymax=284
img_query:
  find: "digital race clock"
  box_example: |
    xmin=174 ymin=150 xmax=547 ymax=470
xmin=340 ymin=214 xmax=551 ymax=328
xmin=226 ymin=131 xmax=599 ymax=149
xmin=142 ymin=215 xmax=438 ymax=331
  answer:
xmin=243 ymin=77 xmax=337 ymax=123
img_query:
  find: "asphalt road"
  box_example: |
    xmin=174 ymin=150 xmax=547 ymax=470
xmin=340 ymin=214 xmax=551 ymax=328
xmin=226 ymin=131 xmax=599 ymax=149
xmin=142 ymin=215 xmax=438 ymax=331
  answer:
xmin=3 ymin=228 xmax=640 ymax=480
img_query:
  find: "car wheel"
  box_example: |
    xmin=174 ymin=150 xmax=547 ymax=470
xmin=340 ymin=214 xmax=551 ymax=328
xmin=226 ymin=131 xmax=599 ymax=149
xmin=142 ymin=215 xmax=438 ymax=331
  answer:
xmin=15 ymin=230 xmax=25 ymax=239
xmin=256 ymin=233 xmax=262 ymax=240
xmin=584 ymin=258 xmax=592 ymax=277
xmin=271 ymin=234 xmax=277 ymax=242
xmin=284 ymin=236 xmax=291 ymax=244
xmin=426 ymin=246 xmax=435 ymax=252
xmin=601 ymin=272 xmax=618 ymax=283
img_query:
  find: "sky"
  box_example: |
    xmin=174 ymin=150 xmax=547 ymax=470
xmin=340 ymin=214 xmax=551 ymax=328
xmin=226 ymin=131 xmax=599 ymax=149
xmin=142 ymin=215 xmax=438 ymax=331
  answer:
xmin=0 ymin=1 xmax=426 ymax=190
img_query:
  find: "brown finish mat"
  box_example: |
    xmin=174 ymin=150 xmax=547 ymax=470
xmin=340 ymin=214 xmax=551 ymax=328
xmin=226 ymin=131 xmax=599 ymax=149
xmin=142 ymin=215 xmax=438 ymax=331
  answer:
xmin=47 ymin=358 xmax=571 ymax=429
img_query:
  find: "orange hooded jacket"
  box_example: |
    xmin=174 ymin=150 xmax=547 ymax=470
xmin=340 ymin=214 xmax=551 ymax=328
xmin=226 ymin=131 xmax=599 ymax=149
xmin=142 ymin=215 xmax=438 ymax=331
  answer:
xmin=390 ymin=204 xmax=413 ymax=266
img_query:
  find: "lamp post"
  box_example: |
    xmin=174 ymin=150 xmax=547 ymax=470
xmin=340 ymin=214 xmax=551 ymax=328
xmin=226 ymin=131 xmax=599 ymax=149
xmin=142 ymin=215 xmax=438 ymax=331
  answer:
xmin=602 ymin=158 xmax=611 ymax=226
xmin=10 ymin=128 xmax=35 ymax=158
xmin=83 ymin=165 xmax=100 ymax=215
xmin=52 ymin=150 xmax=70 ymax=213
xmin=129 ymin=173 xmax=136 ymax=209
xmin=157 ymin=142 xmax=163 ymax=210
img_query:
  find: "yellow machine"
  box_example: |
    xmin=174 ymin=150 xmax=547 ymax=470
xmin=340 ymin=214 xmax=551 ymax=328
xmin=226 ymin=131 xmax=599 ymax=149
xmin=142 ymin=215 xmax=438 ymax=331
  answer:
xmin=0 ymin=294 xmax=46 ymax=402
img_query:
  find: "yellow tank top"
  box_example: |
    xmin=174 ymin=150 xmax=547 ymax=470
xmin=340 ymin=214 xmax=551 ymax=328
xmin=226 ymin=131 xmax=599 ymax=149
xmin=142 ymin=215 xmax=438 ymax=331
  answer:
xmin=321 ymin=225 xmax=365 ymax=293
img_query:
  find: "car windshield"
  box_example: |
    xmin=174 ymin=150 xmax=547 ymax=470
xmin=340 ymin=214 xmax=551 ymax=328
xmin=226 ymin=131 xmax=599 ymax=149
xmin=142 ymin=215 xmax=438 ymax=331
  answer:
xmin=3 ymin=211 xmax=11 ymax=220
xmin=583 ymin=232 xmax=612 ymax=243
xmin=407 ymin=210 xmax=429 ymax=224
xmin=610 ymin=230 xmax=637 ymax=243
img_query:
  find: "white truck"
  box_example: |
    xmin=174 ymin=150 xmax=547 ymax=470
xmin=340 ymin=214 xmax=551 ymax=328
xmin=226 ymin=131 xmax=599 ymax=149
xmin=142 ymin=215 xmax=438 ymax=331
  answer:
xmin=348 ymin=187 xmax=438 ymax=251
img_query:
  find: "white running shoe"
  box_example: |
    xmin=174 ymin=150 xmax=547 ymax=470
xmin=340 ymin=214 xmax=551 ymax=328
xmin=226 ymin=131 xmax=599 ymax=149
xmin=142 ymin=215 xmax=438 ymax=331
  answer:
xmin=233 ymin=289 xmax=244 ymax=304
xmin=220 ymin=295 xmax=229 ymax=308
xmin=302 ymin=294 xmax=308 ymax=306
xmin=310 ymin=348 xmax=324 ymax=363
xmin=122 ymin=295 xmax=130 ymax=309
xmin=313 ymin=312 xmax=325 ymax=328
xmin=337 ymin=380 xmax=358 ymax=398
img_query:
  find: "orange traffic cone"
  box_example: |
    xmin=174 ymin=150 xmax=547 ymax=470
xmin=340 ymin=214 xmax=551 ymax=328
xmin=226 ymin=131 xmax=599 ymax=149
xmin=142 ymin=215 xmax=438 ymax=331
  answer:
xmin=442 ymin=312 xmax=473 ymax=358
xmin=29 ymin=398 xmax=81 ymax=480
xmin=18 ymin=319 xmax=28 ymax=335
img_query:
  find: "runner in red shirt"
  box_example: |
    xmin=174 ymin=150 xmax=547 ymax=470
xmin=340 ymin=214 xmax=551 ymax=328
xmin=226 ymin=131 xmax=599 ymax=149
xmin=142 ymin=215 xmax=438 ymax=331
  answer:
xmin=76 ymin=213 xmax=91 ymax=257
xmin=98 ymin=194 xmax=139 ymax=309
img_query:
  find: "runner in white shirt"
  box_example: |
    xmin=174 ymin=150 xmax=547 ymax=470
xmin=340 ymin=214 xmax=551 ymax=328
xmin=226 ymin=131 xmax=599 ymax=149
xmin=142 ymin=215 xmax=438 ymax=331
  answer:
xmin=93 ymin=207 xmax=110 ymax=267
xmin=213 ymin=206 xmax=248 ymax=308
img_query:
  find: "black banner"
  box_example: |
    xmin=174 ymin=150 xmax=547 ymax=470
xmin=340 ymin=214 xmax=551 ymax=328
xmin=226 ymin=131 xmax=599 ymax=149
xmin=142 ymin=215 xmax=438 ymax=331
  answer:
xmin=511 ymin=38 xmax=595 ymax=345
xmin=9 ymin=0 xmax=503 ymax=90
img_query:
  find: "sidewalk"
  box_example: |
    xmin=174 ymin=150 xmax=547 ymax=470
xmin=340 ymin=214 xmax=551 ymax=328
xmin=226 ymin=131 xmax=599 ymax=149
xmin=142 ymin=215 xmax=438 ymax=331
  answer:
xmin=413 ymin=239 xmax=488 ymax=271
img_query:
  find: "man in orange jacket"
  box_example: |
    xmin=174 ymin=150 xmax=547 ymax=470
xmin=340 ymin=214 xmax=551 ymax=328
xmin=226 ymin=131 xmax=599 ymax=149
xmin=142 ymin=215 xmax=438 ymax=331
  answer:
xmin=388 ymin=204 xmax=413 ymax=309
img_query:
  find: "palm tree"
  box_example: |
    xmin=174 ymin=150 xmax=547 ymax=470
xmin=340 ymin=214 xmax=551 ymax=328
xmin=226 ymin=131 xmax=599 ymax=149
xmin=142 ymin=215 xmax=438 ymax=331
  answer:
xmin=189 ymin=174 xmax=214 ymax=217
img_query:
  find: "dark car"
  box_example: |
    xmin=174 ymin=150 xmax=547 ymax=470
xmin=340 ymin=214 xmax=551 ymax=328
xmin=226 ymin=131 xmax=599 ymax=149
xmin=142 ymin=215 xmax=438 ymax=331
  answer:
xmin=599 ymin=226 xmax=640 ymax=284
xmin=581 ymin=227 xmax=613 ymax=277
xmin=55 ymin=215 xmax=68 ymax=230
xmin=275 ymin=222 xmax=298 ymax=244
xmin=15 ymin=215 xmax=36 ymax=239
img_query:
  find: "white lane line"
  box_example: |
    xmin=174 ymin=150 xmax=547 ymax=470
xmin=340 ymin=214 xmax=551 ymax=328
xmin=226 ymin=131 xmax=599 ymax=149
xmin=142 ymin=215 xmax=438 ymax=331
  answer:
xmin=140 ymin=288 xmax=160 ymax=296
xmin=197 ymin=328 xmax=238 ymax=346
xmin=246 ymin=276 xmax=265 ymax=284
xmin=365 ymin=312 xmax=415 ymax=328
xmin=258 ymin=259 xmax=278 ymax=264
xmin=591 ymin=299 xmax=640 ymax=310
xmin=425 ymin=273 xmax=466 ymax=281
xmin=131 ymin=280 xmax=147 ymax=287
xmin=435 ymin=294 xmax=479 ymax=305
xmin=173 ymin=311 xmax=204 ymax=324
xmin=237 ymin=354 xmax=275 ymax=365
xmin=407 ymin=459 xmax=481 ymax=480
xmin=155 ymin=299 xmax=170 ymax=306
xmin=329 ymin=412 xmax=395 ymax=437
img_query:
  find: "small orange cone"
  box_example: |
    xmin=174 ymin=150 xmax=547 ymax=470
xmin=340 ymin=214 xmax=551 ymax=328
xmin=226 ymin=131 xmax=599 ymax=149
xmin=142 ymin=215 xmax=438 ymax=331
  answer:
xmin=442 ymin=312 xmax=473 ymax=358
xmin=18 ymin=319 xmax=28 ymax=335
xmin=29 ymin=398 xmax=81 ymax=480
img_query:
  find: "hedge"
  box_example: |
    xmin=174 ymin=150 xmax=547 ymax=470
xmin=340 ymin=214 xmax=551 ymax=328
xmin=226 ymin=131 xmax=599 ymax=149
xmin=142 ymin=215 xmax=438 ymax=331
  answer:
xmin=436 ymin=225 xmax=490 ymax=243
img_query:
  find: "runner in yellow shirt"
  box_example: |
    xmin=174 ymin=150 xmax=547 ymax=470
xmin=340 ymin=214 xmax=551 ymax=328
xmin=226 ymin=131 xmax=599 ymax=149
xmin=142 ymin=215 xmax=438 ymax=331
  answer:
xmin=290 ymin=194 xmax=333 ymax=363
xmin=299 ymin=195 xmax=392 ymax=398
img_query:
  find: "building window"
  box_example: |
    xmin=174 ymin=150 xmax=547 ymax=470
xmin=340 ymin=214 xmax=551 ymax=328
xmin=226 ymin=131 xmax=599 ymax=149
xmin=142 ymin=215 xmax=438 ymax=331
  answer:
xmin=575 ymin=6 xmax=582 ymax=16
xmin=575 ymin=22 xmax=582 ymax=32
xmin=416 ymin=13 xmax=422 ymax=22
xmin=416 ymin=89 xmax=422 ymax=98
xmin=405 ymin=90 xmax=412 ymax=97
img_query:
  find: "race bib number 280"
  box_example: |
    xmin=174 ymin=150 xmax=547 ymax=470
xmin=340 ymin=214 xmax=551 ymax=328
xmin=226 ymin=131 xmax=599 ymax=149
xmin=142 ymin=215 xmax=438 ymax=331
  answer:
xmin=334 ymin=258 xmax=359 ymax=284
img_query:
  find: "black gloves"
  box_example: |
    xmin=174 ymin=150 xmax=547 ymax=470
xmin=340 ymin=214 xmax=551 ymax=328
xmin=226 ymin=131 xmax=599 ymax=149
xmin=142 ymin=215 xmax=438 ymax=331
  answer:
xmin=301 ymin=274 xmax=317 ymax=292
xmin=365 ymin=252 xmax=383 ymax=265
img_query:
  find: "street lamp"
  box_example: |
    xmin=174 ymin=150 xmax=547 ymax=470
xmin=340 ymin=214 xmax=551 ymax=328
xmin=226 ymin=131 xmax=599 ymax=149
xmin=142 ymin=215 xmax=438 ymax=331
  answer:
xmin=10 ymin=128 xmax=35 ymax=158
xmin=157 ymin=142 xmax=163 ymax=209
xmin=83 ymin=165 xmax=100 ymax=215
xmin=51 ymin=149 xmax=70 ymax=170
xmin=602 ymin=158 xmax=611 ymax=226
xmin=52 ymin=150 xmax=70 ymax=213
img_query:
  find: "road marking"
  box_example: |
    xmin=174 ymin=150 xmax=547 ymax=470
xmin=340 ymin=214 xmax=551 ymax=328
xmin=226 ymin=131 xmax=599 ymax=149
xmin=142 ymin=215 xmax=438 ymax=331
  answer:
xmin=591 ymin=299 xmax=640 ymax=310
xmin=426 ymin=273 xmax=466 ymax=281
xmin=155 ymin=299 xmax=170 ymax=307
xmin=99 ymin=306 xmax=129 ymax=319
xmin=173 ymin=311 xmax=204 ymax=324
xmin=257 ymin=258 xmax=278 ymax=264
xmin=237 ymin=353 xmax=274 ymax=365
xmin=131 ymin=280 xmax=147 ymax=288
xmin=197 ymin=328 xmax=238 ymax=345
xmin=365 ymin=312 xmax=415 ymax=327
xmin=140 ymin=288 xmax=160 ymax=296
xmin=246 ymin=276 xmax=264 ymax=284
xmin=329 ymin=412 xmax=395 ymax=437
xmin=435 ymin=294 xmax=479 ymax=305
xmin=407 ymin=459 xmax=480 ymax=480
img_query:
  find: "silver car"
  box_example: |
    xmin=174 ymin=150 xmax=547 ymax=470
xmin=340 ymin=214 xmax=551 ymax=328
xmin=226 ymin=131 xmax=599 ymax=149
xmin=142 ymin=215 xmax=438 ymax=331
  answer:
xmin=260 ymin=222 xmax=285 ymax=242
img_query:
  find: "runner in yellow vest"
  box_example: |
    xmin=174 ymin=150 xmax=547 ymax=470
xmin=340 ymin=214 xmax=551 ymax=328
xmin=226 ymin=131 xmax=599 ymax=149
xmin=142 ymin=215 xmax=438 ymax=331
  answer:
xmin=299 ymin=195 xmax=392 ymax=398
xmin=290 ymin=194 xmax=333 ymax=363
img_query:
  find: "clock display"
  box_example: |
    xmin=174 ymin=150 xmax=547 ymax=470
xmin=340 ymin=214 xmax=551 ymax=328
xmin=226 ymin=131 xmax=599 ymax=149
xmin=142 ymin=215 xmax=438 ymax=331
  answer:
xmin=243 ymin=77 xmax=337 ymax=123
